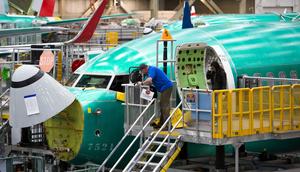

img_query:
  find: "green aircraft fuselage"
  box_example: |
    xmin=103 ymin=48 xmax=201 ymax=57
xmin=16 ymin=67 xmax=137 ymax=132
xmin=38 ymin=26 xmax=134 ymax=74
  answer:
xmin=44 ymin=14 xmax=300 ymax=166
xmin=0 ymin=14 xmax=53 ymax=28
xmin=166 ymin=12 xmax=300 ymax=30
xmin=0 ymin=13 xmax=136 ymax=28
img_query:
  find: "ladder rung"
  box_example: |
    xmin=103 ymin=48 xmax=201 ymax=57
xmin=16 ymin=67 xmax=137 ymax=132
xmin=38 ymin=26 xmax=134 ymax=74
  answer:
xmin=152 ymin=141 xmax=173 ymax=146
xmin=137 ymin=161 xmax=159 ymax=166
xmin=145 ymin=151 xmax=165 ymax=157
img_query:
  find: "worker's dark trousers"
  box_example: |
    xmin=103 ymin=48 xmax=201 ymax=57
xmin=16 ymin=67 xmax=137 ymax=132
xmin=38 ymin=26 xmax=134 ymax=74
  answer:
xmin=159 ymin=87 xmax=173 ymax=126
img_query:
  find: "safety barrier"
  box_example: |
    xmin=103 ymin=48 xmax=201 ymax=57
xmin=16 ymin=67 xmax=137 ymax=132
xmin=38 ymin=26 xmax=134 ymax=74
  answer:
xmin=212 ymin=84 xmax=300 ymax=138
xmin=292 ymin=85 xmax=300 ymax=130
xmin=252 ymin=86 xmax=272 ymax=134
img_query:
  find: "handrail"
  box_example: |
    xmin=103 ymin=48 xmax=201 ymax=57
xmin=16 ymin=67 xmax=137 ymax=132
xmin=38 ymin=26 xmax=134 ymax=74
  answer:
xmin=124 ymin=101 xmax=183 ymax=172
xmin=153 ymin=135 xmax=182 ymax=172
xmin=142 ymin=115 xmax=184 ymax=172
xmin=0 ymin=89 xmax=10 ymax=122
xmin=0 ymin=98 xmax=9 ymax=109
xmin=242 ymin=75 xmax=300 ymax=82
xmin=97 ymin=98 xmax=156 ymax=172
xmin=212 ymin=84 xmax=300 ymax=138
xmin=0 ymin=121 xmax=9 ymax=130
xmin=0 ymin=89 xmax=9 ymax=99
xmin=110 ymin=111 xmax=157 ymax=172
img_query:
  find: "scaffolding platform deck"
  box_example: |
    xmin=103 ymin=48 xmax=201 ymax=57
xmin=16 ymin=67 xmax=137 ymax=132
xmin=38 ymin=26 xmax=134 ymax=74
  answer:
xmin=128 ymin=125 xmax=300 ymax=145
xmin=124 ymin=84 xmax=300 ymax=145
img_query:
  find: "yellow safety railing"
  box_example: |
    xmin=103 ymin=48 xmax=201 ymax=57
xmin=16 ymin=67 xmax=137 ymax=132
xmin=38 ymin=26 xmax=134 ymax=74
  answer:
xmin=252 ymin=86 xmax=272 ymax=134
xmin=272 ymin=85 xmax=292 ymax=132
xmin=212 ymin=84 xmax=300 ymax=139
xmin=106 ymin=32 xmax=118 ymax=48
xmin=292 ymin=85 xmax=300 ymax=130
xmin=212 ymin=90 xmax=231 ymax=138
xmin=132 ymin=32 xmax=139 ymax=39
xmin=231 ymin=88 xmax=251 ymax=137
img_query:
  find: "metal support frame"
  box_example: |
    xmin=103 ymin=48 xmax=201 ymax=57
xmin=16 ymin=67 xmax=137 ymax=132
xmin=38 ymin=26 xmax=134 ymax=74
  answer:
xmin=97 ymin=94 xmax=156 ymax=172
xmin=200 ymin=0 xmax=217 ymax=14
xmin=0 ymin=155 xmax=45 ymax=172
xmin=239 ymin=75 xmax=300 ymax=88
xmin=239 ymin=0 xmax=247 ymax=14
xmin=206 ymin=0 xmax=223 ymax=14
xmin=119 ymin=0 xmax=132 ymax=14
xmin=150 ymin=0 xmax=159 ymax=18
xmin=123 ymin=101 xmax=183 ymax=172
xmin=156 ymin=40 xmax=176 ymax=80
xmin=233 ymin=142 xmax=243 ymax=172
xmin=110 ymin=82 xmax=185 ymax=172
xmin=0 ymin=46 xmax=64 ymax=80
xmin=215 ymin=145 xmax=225 ymax=170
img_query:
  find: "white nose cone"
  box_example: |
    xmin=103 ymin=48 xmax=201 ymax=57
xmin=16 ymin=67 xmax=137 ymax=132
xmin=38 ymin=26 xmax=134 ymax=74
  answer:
xmin=9 ymin=65 xmax=75 ymax=128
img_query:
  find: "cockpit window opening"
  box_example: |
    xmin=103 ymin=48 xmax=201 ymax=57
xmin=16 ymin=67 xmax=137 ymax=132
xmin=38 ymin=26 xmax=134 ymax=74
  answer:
xmin=66 ymin=74 xmax=80 ymax=87
xmin=110 ymin=75 xmax=130 ymax=92
xmin=75 ymin=74 xmax=111 ymax=89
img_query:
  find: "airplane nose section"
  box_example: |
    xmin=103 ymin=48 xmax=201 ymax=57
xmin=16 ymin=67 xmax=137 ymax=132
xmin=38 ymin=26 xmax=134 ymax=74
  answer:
xmin=9 ymin=65 xmax=75 ymax=128
xmin=44 ymin=99 xmax=84 ymax=161
xmin=60 ymin=89 xmax=126 ymax=165
xmin=9 ymin=65 xmax=84 ymax=161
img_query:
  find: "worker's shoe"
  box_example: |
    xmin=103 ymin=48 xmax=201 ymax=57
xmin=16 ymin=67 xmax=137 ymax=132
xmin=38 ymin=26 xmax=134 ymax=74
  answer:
xmin=151 ymin=121 xmax=161 ymax=129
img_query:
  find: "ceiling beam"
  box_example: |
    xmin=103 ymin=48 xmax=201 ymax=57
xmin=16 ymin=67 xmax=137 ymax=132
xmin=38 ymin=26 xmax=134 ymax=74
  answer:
xmin=239 ymin=0 xmax=247 ymax=14
xmin=171 ymin=0 xmax=196 ymax=20
xmin=206 ymin=0 xmax=223 ymax=14
xmin=200 ymin=0 xmax=217 ymax=14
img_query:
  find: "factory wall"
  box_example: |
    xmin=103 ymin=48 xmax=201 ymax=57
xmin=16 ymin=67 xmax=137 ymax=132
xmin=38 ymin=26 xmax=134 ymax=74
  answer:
xmin=55 ymin=0 xmax=90 ymax=18
xmin=52 ymin=0 xmax=300 ymax=20
xmin=255 ymin=0 xmax=300 ymax=13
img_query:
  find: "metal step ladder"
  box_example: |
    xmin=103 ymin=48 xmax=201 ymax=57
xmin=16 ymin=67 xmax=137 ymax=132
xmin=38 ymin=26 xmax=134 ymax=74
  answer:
xmin=0 ymin=89 xmax=10 ymax=121
xmin=120 ymin=100 xmax=184 ymax=172
xmin=123 ymin=134 xmax=183 ymax=172
xmin=97 ymin=93 xmax=185 ymax=172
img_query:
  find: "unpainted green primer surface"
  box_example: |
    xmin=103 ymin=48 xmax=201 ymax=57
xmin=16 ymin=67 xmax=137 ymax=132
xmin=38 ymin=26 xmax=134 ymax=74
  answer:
xmin=70 ymin=20 xmax=300 ymax=164
xmin=66 ymin=88 xmax=137 ymax=165
xmin=177 ymin=46 xmax=206 ymax=89
xmin=165 ymin=13 xmax=300 ymax=31
xmin=0 ymin=14 xmax=47 ymax=28
xmin=44 ymin=100 xmax=84 ymax=161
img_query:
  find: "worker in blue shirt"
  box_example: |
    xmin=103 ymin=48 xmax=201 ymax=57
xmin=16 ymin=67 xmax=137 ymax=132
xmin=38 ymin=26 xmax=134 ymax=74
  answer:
xmin=138 ymin=64 xmax=173 ymax=128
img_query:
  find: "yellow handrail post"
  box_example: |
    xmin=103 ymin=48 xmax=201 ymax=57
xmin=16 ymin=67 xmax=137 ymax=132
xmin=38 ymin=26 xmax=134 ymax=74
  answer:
xmin=228 ymin=90 xmax=232 ymax=137
xmin=268 ymin=87 xmax=272 ymax=132
xmin=239 ymin=90 xmax=243 ymax=135
xmin=289 ymin=86 xmax=292 ymax=130
xmin=259 ymin=88 xmax=263 ymax=131
xmin=291 ymin=86 xmax=295 ymax=130
xmin=249 ymin=89 xmax=253 ymax=135
xmin=218 ymin=92 xmax=223 ymax=138
xmin=271 ymin=87 xmax=275 ymax=132
xmin=291 ymin=85 xmax=300 ymax=130
xmin=280 ymin=86 xmax=284 ymax=131
xmin=210 ymin=84 xmax=300 ymax=139
xmin=212 ymin=91 xmax=216 ymax=138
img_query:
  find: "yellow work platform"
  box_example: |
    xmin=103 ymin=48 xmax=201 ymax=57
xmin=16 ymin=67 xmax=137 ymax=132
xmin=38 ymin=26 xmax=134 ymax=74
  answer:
xmin=126 ymin=84 xmax=300 ymax=146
